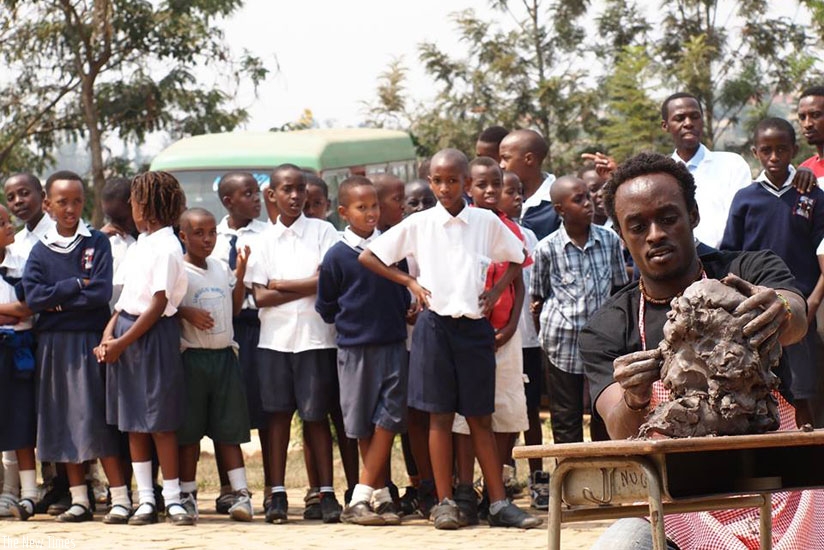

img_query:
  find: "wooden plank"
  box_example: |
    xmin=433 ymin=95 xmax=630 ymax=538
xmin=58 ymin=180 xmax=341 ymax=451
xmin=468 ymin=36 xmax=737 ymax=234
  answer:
xmin=513 ymin=429 xmax=824 ymax=459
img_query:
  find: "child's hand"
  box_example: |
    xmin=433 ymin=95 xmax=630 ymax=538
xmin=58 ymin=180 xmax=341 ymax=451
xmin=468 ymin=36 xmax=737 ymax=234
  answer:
xmin=235 ymin=245 xmax=251 ymax=278
xmin=792 ymin=167 xmax=818 ymax=194
xmin=102 ymin=338 xmax=126 ymax=364
xmin=0 ymin=314 xmax=20 ymax=326
xmin=807 ymin=295 xmax=821 ymax=326
xmin=100 ymin=223 xmax=127 ymax=238
xmin=494 ymin=326 xmax=516 ymax=350
xmin=267 ymin=279 xmax=281 ymax=290
xmin=407 ymin=280 xmax=431 ymax=311
xmin=185 ymin=308 xmax=215 ymax=331
xmin=478 ymin=287 xmax=503 ymax=317
xmin=405 ymin=305 xmax=419 ymax=325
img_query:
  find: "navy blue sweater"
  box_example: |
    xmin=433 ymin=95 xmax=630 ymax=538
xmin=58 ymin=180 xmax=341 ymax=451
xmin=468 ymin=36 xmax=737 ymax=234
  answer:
xmin=720 ymin=182 xmax=824 ymax=297
xmin=23 ymin=230 xmax=113 ymax=332
xmin=316 ymin=241 xmax=410 ymax=347
xmin=522 ymin=201 xmax=561 ymax=241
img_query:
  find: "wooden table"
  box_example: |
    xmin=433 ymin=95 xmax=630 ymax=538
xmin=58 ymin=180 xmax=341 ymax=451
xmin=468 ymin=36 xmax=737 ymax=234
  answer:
xmin=513 ymin=430 xmax=824 ymax=550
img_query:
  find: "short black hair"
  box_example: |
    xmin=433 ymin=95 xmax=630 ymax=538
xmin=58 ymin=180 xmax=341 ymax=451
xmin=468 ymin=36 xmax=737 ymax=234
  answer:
xmin=338 ymin=176 xmax=374 ymax=206
xmin=305 ymin=173 xmax=329 ymax=198
xmin=754 ymin=117 xmax=796 ymax=145
xmin=477 ymin=125 xmax=509 ymax=145
xmin=430 ymin=149 xmax=469 ymax=175
xmin=800 ymin=86 xmax=824 ymax=100
xmin=179 ymin=206 xmax=215 ymax=233
xmin=603 ymin=152 xmax=697 ymax=227
xmin=4 ymin=173 xmax=42 ymax=193
xmin=468 ymin=156 xmax=501 ymax=173
xmin=217 ymin=171 xmax=257 ymax=200
xmin=661 ymin=92 xmax=702 ymax=121
xmin=101 ymin=177 xmax=131 ymax=203
xmin=271 ymin=163 xmax=305 ymax=190
xmin=45 ymin=170 xmax=84 ymax=194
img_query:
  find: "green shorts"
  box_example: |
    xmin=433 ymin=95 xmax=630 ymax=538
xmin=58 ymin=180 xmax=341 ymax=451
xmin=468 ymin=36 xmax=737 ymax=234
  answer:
xmin=178 ymin=347 xmax=251 ymax=446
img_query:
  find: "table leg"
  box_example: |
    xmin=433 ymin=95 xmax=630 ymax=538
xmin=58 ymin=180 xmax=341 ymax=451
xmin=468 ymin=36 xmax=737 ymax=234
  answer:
xmin=760 ymin=493 xmax=772 ymax=550
xmin=637 ymin=458 xmax=667 ymax=550
xmin=548 ymin=461 xmax=569 ymax=550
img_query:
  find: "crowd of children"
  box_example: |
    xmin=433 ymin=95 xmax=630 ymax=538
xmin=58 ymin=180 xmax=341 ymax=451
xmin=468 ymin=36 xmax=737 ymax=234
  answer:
xmin=3 ymin=90 xmax=824 ymax=536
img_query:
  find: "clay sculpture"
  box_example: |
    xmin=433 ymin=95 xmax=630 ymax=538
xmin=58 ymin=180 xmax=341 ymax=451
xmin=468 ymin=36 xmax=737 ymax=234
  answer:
xmin=639 ymin=278 xmax=781 ymax=438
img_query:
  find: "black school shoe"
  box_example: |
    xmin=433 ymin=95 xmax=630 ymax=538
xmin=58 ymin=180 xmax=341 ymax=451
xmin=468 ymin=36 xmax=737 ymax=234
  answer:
xmin=453 ymin=484 xmax=479 ymax=526
xmin=128 ymin=502 xmax=158 ymax=526
xmin=166 ymin=503 xmax=195 ymax=526
xmin=10 ymin=499 xmax=35 ymax=521
xmin=431 ymin=498 xmax=460 ymax=530
xmin=320 ymin=492 xmax=342 ymax=523
xmin=340 ymin=501 xmax=384 ymax=526
xmin=56 ymin=503 xmax=93 ymax=523
xmin=487 ymin=500 xmax=543 ymax=529
xmin=102 ymin=504 xmax=131 ymax=525
xmin=398 ymin=486 xmax=418 ymax=517
xmin=265 ymin=492 xmax=288 ymax=524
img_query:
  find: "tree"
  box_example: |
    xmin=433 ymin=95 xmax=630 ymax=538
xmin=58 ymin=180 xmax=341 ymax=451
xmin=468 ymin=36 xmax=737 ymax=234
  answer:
xmin=0 ymin=0 xmax=268 ymax=225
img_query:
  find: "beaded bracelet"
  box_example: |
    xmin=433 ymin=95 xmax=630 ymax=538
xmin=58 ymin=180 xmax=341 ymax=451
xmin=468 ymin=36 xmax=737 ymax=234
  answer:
xmin=623 ymin=391 xmax=650 ymax=412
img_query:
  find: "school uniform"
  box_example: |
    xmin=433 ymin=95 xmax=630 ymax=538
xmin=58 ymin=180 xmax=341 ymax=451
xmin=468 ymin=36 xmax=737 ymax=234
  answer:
xmin=107 ymin=226 xmax=188 ymax=433
xmin=8 ymin=214 xmax=55 ymax=260
xmin=316 ymin=228 xmax=410 ymax=439
xmin=367 ymin=201 xmax=526 ymax=418
xmin=211 ymin=216 xmax=268 ymax=429
xmin=22 ymin=224 xmax=120 ymax=463
xmin=177 ymin=257 xmax=250 ymax=446
xmin=109 ymin=232 xmax=136 ymax=310
xmin=0 ymin=251 xmax=35 ymax=452
xmin=518 ymin=226 xmax=543 ymax=411
xmin=244 ymin=214 xmax=339 ymax=422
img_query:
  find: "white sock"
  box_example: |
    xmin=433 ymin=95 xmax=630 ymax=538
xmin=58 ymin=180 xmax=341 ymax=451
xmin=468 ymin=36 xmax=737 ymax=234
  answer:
xmin=132 ymin=460 xmax=155 ymax=505
xmin=162 ymin=478 xmax=181 ymax=506
xmin=69 ymin=484 xmax=90 ymax=508
xmin=319 ymin=485 xmax=334 ymax=494
xmin=227 ymin=467 xmax=248 ymax=492
xmin=110 ymin=485 xmax=130 ymax=509
xmin=2 ymin=451 xmax=19 ymax=495
xmin=351 ymin=483 xmax=373 ymax=505
xmin=372 ymin=486 xmax=392 ymax=505
xmin=489 ymin=499 xmax=508 ymax=515
xmin=180 ymin=481 xmax=197 ymax=494
xmin=272 ymin=485 xmax=286 ymax=494
xmin=19 ymin=470 xmax=37 ymax=501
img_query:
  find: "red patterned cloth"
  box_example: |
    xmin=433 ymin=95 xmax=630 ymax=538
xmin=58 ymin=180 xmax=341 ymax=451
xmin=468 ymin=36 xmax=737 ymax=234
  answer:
xmin=650 ymin=381 xmax=824 ymax=549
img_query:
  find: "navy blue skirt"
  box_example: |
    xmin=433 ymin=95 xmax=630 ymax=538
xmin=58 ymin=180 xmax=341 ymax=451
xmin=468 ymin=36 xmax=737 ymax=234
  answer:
xmin=0 ymin=332 xmax=36 ymax=452
xmin=36 ymin=331 xmax=120 ymax=462
xmin=106 ymin=314 xmax=185 ymax=433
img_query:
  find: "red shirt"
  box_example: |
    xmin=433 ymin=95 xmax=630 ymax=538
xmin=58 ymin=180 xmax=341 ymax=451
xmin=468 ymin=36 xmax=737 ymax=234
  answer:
xmin=801 ymin=155 xmax=824 ymax=179
xmin=484 ymin=210 xmax=532 ymax=330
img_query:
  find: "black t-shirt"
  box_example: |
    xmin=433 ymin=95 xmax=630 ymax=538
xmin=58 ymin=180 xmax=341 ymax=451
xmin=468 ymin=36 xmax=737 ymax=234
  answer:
xmin=579 ymin=248 xmax=801 ymax=417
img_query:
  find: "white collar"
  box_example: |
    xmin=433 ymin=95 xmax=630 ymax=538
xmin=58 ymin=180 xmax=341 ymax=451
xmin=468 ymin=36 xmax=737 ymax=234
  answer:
xmin=755 ymin=165 xmax=796 ymax=197
xmin=431 ymin=200 xmax=471 ymax=225
xmin=342 ymin=227 xmax=379 ymax=250
xmin=22 ymin=214 xmax=55 ymax=239
xmin=271 ymin=213 xmax=308 ymax=238
xmin=217 ymin=215 xmax=268 ymax=236
xmin=523 ymin=173 xmax=556 ymax=209
xmin=672 ymin=144 xmax=709 ymax=170
xmin=42 ymin=220 xmax=91 ymax=249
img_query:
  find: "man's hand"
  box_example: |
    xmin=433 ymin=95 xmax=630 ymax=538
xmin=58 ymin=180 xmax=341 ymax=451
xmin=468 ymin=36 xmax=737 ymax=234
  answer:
xmin=581 ymin=152 xmax=617 ymax=179
xmin=613 ymin=348 xmax=662 ymax=410
xmin=792 ymin=167 xmax=818 ymax=194
xmin=722 ymin=273 xmax=790 ymax=348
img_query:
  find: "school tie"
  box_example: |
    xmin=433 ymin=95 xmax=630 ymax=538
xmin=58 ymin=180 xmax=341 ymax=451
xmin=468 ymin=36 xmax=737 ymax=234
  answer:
xmin=228 ymin=234 xmax=238 ymax=270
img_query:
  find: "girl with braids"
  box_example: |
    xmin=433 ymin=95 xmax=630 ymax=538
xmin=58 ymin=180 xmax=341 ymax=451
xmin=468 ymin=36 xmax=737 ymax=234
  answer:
xmin=95 ymin=171 xmax=192 ymax=526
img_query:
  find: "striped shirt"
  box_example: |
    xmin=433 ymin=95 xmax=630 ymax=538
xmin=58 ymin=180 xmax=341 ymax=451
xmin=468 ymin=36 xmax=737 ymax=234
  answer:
xmin=530 ymin=224 xmax=627 ymax=374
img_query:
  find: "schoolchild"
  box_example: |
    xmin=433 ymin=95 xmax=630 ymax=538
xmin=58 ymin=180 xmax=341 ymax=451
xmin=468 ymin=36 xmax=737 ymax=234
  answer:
xmin=5 ymin=173 xmax=56 ymax=259
xmin=475 ymin=126 xmax=509 ymax=162
xmin=100 ymin=177 xmax=138 ymax=310
xmin=95 ymin=171 xmax=192 ymax=526
xmin=372 ymin=173 xmax=406 ymax=232
xmin=20 ymin=172 xmax=128 ymax=523
xmin=498 ymin=170 xmax=547 ymax=510
xmin=244 ymin=164 xmax=342 ymax=524
xmin=177 ymin=208 xmax=254 ymax=522
xmin=211 ymin=171 xmax=271 ymax=513
xmin=304 ymin=174 xmax=331 ymax=221
xmin=452 ymin=157 xmax=530 ymax=523
xmin=316 ymin=176 xmax=410 ymax=526
xmin=360 ymin=148 xmax=541 ymax=530
xmin=404 ymin=180 xmax=437 ymax=216
xmin=721 ymin=117 xmax=824 ymax=426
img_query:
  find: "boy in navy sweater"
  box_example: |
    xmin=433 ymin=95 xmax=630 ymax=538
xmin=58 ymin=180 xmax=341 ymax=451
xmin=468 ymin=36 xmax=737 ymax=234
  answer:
xmin=316 ymin=176 xmax=410 ymax=526
xmin=721 ymin=117 xmax=824 ymax=426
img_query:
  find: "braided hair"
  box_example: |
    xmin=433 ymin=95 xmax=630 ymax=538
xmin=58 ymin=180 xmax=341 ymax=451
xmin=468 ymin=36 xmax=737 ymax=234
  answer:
xmin=130 ymin=171 xmax=186 ymax=227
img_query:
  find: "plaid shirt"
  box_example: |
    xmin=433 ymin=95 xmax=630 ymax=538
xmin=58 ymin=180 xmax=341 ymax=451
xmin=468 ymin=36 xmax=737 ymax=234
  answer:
xmin=530 ymin=224 xmax=627 ymax=374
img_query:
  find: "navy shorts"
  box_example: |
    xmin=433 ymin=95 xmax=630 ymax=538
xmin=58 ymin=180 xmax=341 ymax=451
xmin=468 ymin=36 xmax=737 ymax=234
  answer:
xmin=522 ymin=347 xmax=543 ymax=410
xmin=256 ymin=348 xmax=337 ymax=422
xmin=408 ymin=310 xmax=496 ymax=417
xmin=337 ymin=343 xmax=408 ymax=439
xmin=233 ymin=313 xmax=266 ymax=429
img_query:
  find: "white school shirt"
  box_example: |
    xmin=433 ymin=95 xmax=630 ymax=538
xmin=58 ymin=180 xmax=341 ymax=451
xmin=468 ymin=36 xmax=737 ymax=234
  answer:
xmin=671 ymin=144 xmax=752 ymax=248
xmin=8 ymin=214 xmax=55 ymax=260
xmin=115 ymin=226 xmax=187 ymax=317
xmin=211 ymin=216 xmax=268 ymax=311
xmin=368 ymin=202 xmax=526 ymax=319
xmin=109 ymin=233 xmax=137 ymax=309
xmin=244 ymin=214 xmax=339 ymax=353
xmin=0 ymin=251 xmax=32 ymax=331
xmin=518 ymin=226 xmax=540 ymax=348
xmin=180 ymin=257 xmax=237 ymax=350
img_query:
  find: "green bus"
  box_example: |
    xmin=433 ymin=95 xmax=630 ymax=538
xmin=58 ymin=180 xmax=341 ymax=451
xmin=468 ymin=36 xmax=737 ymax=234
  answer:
xmin=149 ymin=128 xmax=418 ymax=224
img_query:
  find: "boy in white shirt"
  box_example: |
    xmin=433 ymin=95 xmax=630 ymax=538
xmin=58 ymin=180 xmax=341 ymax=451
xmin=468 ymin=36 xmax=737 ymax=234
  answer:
xmin=177 ymin=208 xmax=254 ymax=522
xmin=359 ymin=149 xmax=542 ymax=530
xmin=244 ymin=164 xmax=342 ymax=524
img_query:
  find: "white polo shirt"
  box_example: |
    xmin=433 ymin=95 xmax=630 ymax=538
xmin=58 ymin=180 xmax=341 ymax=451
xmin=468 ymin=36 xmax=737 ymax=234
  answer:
xmin=9 ymin=214 xmax=55 ymax=260
xmin=115 ymin=226 xmax=187 ymax=317
xmin=672 ymin=144 xmax=752 ymax=248
xmin=244 ymin=214 xmax=339 ymax=353
xmin=368 ymin=202 xmax=526 ymax=319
